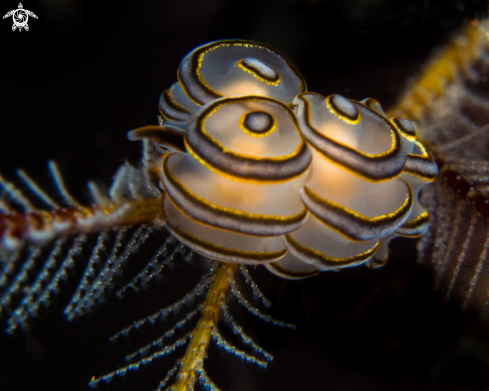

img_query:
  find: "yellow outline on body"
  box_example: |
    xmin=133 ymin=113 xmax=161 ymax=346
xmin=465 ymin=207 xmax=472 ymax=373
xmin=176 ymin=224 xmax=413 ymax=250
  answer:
xmin=238 ymin=110 xmax=277 ymax=138
xmin=297 ymin=92 xmax=404 ymax=182
xmin=302 ymin=182 xmax=413 ymax=241
xmin=177 ymin=40 xmax=307 ymax=105
xmin=284 ymin=234 xmax=380 ymax=267
xmin=391 ymin=117 xmax=416 ymax=141
xmin=162 ymin=196 xmax=287 ymax=263
xmin=396 ymin=212 xmax=430 ymax=237
xmin=403 ymin=141 xmax=438 ymax=181
xmin=237 ymin=58 xmax=281 ymax=86
xmin=265 ymin=259 xmax=320 ymax=279
xmin=325 ymin=94 xmax=361 ymax=124
xmin=162 ymin=153 xmax=308 ymax=226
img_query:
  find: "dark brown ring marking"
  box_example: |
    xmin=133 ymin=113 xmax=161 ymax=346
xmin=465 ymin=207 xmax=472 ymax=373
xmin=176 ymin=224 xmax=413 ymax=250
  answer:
xmin=158 ymin=89 xmax=191 ymax=122
xmin=185 ymin=96 xmax=312 ymax=182
xmin=295 ymin=93 xmax=406 ymax=182
xmin=300 ymin=181 xmax=413 ymax=242
xmin=162 ymin=195 xmax=287 ymax=264
xmin=326 ymin=94 xmax=360 ymax=124
xmin=161 ymin=153 xmax=308 ymax=236
xmin=283 ymin=234 xmax=380 ymax=270
xmin=177 ymin=39 xmax=306 ymax=105
xmin=237 ymin=58 xmax=281 ymax=85
xmin=265 ymin=259 xmax=320 ymax=279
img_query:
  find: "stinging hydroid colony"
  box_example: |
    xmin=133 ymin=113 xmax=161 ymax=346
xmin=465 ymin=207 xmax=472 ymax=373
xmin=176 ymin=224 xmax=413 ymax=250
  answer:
xmin=2 ymin=21 xmax=489 ymax=391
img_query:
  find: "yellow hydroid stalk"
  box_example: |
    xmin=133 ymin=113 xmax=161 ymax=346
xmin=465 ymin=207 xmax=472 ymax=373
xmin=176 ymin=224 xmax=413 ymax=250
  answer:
xmin=170 ymin=262 xmax=239 ymax=391
xmin=390 ymin=22 xmax=485 ymax=120
xmin=92 ymin=197 xmax=163 ymax=227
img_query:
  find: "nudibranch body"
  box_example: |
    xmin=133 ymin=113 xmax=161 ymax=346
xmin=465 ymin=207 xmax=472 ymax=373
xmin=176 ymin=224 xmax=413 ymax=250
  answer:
xmin=130 ymin=39 xmax=438 ymax=279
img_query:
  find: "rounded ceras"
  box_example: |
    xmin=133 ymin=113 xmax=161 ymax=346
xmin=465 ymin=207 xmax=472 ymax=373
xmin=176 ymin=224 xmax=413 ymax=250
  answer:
xmin=160 ymin=95 xmax=312 ymax=265
xmin=158 ymin=39 xmax=306 ymax=132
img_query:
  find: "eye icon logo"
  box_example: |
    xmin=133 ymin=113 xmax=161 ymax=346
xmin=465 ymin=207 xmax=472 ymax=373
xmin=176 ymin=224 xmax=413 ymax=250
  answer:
xmin=3 ymin=3 xmax=37 ymax=32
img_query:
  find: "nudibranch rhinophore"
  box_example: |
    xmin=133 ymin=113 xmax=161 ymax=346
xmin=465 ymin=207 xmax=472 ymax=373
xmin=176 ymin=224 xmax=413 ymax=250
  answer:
xmin=129 ymin=39 xmax=438 ymax=279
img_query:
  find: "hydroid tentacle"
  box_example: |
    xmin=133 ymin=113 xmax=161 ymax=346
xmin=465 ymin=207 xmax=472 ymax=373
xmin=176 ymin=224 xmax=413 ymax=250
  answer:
xmin=0 ymin=161 xmax=163 ymax=252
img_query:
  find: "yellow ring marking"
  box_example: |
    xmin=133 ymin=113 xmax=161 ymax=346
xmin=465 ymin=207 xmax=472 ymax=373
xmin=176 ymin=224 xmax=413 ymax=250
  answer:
xmin=285 ymin=234 xmax=380 ymax=266
xmin=403 ymin=141 xmax=438 ymax=181
xmin=163 ymin=154 xmax=308 ymax=225
xmin=325 ymin=95 xmax=361 ymax=124
xmin=238 ymin=110 xmax=277 ymax=138
xmin=302 ymin=183 xmax=413 ymax=241
xmin=304 ymin=93 xmax=401 ymax=159
xmin=299 ymin=93 xmax=404 ymax=182
xmin=167 ymin=221 xmax=287 ymax=262
xmin=184 ymin=138 xmax=310 ymax=185
xmin=178 ymin=40 xmax=307 ymax=105
xmin=163 ymin=198 xmax=287 ymax=262
xmin=413 ymin=140 xmax=431 ymax=157
xmin=266 ymin=261 xmax=320 ymax=279
xmin=162 ymin=89 xmax=191 ymax=115
xmin=237 ymin=58 xmax=281 ymax=85
xmin=159 ymin=107 xmax=182 ymax=123
xmin=184 ymin=95 xmax=311 ymax=183
xmin=195 ymin=96 xmax=305 ymax=161
xmin=396 ymin=212 xmax=430 ymax=237
xmin=391 ymin=117 xmax=416 ymax=141
xmin=306 ymin=142 xmax=399 ymax=184
xmin=362 ymin=98 xmax=384 ymax=114
xmin=303 ymin=185 xmax=413 ymax=226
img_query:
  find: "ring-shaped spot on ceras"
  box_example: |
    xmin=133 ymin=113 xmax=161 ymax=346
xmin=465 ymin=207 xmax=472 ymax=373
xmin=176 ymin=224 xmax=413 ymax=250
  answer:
xmin=185 ymin=95 xmax=312 ymax=183
xmin=178 ymin=40 xmax=307 ymax=106
xmin=160 ymin=96 xmax=312 ymax=264
xmin=294 ymin=92 xmax=408 ymax=182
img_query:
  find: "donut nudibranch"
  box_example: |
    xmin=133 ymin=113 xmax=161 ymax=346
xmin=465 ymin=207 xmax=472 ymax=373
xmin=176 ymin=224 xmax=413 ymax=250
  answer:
xmin=131 ymin=39 xmax=437 ymax=279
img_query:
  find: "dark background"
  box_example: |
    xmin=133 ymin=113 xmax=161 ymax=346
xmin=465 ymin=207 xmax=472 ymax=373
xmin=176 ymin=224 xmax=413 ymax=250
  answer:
xmin=1 ymin=0 xmax=489 ymax=390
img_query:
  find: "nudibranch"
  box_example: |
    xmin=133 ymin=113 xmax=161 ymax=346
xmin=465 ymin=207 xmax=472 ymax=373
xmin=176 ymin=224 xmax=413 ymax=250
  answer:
xmin=129 ymin=39 xmax=438 ymax=279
